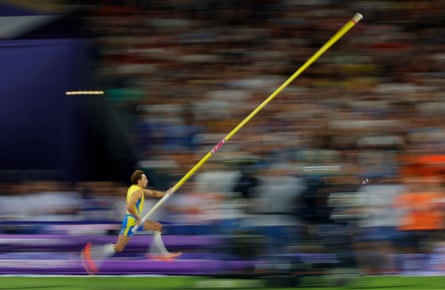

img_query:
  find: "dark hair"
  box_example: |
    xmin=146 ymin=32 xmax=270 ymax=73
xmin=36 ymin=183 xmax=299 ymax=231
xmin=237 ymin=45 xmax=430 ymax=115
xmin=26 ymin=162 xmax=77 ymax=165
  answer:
xmin=130 ymin=169 xmax=145 ymax=185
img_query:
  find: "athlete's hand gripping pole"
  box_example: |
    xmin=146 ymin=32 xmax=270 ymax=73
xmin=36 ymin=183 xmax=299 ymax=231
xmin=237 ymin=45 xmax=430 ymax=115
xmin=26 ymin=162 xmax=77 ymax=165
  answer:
xmin=132 ymin=13 xmax=363 ymax=233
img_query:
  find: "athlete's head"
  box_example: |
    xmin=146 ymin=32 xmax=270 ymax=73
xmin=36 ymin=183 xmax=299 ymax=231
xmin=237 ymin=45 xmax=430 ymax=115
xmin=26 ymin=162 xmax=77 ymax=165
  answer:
xmin=130 ymin=169 xmax=148 ymax=188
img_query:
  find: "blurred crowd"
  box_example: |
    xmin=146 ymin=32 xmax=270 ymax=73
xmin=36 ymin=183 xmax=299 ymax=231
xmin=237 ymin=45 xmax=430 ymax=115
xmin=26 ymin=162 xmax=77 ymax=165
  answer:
xmin=85 ymin=0 xmax=445 ymax=182
xmin=1 ymin=0 xmax=445 ymax=275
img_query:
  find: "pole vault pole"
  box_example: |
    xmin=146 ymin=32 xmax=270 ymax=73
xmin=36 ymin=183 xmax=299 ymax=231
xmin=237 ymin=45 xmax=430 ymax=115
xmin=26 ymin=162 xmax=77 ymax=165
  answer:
xmin=134 ymin=13 xmax=363 ymax=231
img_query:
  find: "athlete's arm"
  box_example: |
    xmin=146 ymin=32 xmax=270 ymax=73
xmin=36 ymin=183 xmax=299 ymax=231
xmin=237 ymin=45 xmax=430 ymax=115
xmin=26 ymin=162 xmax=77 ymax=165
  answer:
xmin=144 ymin=189 xmax=165 ymax=198
xmin=127 ymin=189 xmax=143 ymax=222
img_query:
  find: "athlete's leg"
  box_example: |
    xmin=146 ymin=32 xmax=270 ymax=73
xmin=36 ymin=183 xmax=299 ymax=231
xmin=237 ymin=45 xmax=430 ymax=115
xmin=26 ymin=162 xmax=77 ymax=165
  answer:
xmin=114 ymin=235 xmax=132 ymax=253
xmin=81 ymin=215 xmax=135 ymax=274
xmin=143 ymin=220 xmax=181 ymax=260
xmin=113 ymin=215 xmax=138 ymax=253
xmin=143 ymin=220 xmax=163 ymax=232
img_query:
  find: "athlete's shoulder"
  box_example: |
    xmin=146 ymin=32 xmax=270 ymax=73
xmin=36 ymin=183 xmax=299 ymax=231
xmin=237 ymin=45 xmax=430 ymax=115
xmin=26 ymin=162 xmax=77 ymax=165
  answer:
xmin=128 ymin=184 xmax=141 ymax=191
xmin=127 ymin=184 xmax=143 ymax=197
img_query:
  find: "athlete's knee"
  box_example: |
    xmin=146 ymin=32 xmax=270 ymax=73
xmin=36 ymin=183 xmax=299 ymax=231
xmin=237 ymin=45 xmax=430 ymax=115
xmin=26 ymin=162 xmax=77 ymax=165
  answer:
xmin=144 ymin=220 xmax=162 ymax=232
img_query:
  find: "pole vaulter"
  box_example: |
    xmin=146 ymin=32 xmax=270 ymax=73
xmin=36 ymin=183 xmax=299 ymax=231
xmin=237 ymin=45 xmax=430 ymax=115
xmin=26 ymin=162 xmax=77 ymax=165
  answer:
xmin=133 ymin=13 xmax=363 ymax=233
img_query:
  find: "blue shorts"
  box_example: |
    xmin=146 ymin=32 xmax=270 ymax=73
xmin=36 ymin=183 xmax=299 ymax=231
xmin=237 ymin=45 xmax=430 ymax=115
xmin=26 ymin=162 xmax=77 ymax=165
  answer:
xmin=119 ymin=214 xmax=144 ymax=237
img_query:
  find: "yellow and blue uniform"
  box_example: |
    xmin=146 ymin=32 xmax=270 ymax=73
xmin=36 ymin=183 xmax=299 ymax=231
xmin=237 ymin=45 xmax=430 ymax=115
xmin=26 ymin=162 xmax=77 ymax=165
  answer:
xmin=119 ymin=184 xmax=145 ymax=237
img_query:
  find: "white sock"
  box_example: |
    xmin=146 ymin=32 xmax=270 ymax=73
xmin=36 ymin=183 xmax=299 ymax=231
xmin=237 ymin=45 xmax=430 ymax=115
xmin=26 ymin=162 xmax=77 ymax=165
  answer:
xmin=91 ymin=243 xmax=115 ymax=261
xmin=102 ymin=244 xmax=116 ymax=257
xmin=150 ymin=231 xmax=169 ymax=255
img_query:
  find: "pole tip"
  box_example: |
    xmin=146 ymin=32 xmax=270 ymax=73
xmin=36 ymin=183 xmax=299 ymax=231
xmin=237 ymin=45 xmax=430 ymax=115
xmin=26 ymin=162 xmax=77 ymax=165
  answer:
xmin=352 ymin=13 xmax=363 ymax=23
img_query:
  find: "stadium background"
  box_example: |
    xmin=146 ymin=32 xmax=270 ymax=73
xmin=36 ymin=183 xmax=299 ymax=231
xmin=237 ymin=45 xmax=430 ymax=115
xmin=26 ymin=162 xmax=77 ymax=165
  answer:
xmin=0 ymin=0 xmax=445 ymax=288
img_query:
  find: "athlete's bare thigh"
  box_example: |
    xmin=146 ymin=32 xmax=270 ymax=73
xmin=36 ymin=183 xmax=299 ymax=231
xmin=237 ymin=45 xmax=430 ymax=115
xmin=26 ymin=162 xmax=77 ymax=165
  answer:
xmin=144 ymin=220 xmax=162 ymax=232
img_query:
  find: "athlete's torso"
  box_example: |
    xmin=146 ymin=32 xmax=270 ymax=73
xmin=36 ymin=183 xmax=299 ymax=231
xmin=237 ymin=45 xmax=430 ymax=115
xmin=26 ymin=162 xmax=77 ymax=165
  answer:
xmin=126 ymin=184 xmax=144 ymax=215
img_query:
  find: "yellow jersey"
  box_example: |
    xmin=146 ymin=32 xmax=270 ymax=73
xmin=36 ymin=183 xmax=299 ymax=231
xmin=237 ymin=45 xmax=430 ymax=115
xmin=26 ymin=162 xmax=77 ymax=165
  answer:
xmin=126 ymin=184 xmax=144 ymax=215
